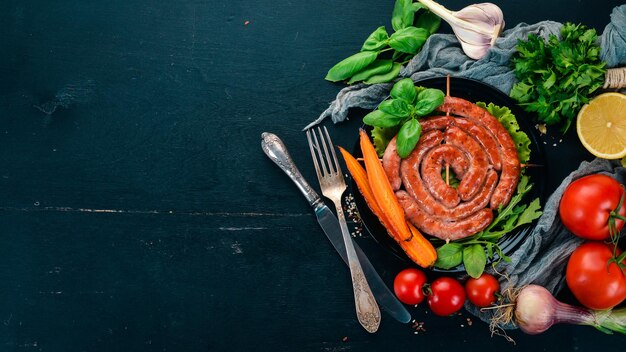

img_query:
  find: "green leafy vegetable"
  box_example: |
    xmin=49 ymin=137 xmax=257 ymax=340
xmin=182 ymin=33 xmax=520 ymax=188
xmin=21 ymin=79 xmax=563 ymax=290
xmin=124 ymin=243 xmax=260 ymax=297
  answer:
xmin=325 ymin=0 xmax=440 ymax=84
xmin=434 ymin=243 xmax=463 ymax=269
xmin=364 ymin=62 xmax=402 ymax=84
xmin=363 ymin=79 xmax=444 ymax=157
xmin=396 ymin=118 xmax=422 ymax=158
xmin=371 ymin=125 xmax=400 ymax=156
xmin=388 ymin=26 xmax=429 ymax=54
xmin=415 ymin=10 xmax=441 ymax=35
xmin=325 ymin=51 xmax=379 ymax=82
xmin=463 ymin=244 xmax=487 ymax=278
xmin=392 ymin=0 xmax=416 ymax=31
xmin=362 ymin=26 xmax=390 ymax=51
xmin=510 ymin=22 xmax=606 ymax=132
xmin=347 ymin=60 xmax=393 ymax=84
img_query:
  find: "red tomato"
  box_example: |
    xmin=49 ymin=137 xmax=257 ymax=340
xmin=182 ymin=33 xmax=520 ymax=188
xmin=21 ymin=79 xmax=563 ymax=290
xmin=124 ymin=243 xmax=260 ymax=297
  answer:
xmin=566 ymin=241 xmax=626 ymax=310
xmin=393 ymin=268 xmax=427 ymax=305
xmin=465 ymin=273 xmax=500 ymax=307
xmin=427 ymin=277 xmax=465 ymax=316
xmin=559 ymin=174 xmax=626 ymax=240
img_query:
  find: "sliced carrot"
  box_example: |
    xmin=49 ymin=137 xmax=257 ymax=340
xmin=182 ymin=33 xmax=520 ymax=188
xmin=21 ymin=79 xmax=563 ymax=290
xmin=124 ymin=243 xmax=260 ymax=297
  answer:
xmin=401 ymin=224 xmax=437 ymax=268
xmin=357 ymin=129 xmax=437 ymax=268
xmin=359 ymin=129 xmax=412 ymax=241
xmin=338 ymin=146 xmax=401 ymax=243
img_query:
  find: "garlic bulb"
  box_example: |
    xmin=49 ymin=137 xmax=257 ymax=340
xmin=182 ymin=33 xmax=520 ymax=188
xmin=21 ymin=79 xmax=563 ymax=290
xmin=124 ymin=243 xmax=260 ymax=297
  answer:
xmin=417 ymin=0 xmax=505 ymax=59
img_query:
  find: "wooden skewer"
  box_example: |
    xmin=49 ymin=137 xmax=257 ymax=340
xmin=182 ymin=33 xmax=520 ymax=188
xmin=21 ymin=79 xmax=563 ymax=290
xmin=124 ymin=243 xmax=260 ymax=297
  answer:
xmin=446 ymin=74 xmax=451 ymax=117
xmin=445 ymin=163 xmax=450 ymax=185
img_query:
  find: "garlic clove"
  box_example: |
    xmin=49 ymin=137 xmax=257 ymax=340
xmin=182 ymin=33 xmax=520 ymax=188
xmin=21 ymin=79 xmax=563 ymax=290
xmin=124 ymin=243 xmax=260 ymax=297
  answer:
xmin=417 ymin=0 xmax=505 ymax=59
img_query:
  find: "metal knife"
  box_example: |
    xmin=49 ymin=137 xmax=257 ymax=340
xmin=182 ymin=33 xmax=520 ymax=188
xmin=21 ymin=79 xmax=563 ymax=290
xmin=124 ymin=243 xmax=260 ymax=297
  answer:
xmin=261 ymin=132 xmax=411 ymax=324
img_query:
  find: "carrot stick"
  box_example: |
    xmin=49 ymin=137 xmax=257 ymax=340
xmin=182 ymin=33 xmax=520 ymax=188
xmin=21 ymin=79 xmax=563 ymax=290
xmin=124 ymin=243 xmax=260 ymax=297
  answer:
xmin=359 ymin=129 xmax=412 ymax=241
xmin=357 ymin=129 xmax=437 ymax=268
xmin=401 ymin=224 xmax=437 ymax=268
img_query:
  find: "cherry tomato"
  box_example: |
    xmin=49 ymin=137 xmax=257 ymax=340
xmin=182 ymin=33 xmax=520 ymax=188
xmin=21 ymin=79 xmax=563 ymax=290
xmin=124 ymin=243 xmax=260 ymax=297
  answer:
xmin=427 ymin=277 xmax=465 ymax=316
xmin=465 ymin=273 xmax=500 ymax=307
xmin=393 ymin=268 xmax=427 ymax=305
xmin=566 ymin=241 xmax=626 ymax=310
xmin=559 ymin=174 xmax=626 ymax=240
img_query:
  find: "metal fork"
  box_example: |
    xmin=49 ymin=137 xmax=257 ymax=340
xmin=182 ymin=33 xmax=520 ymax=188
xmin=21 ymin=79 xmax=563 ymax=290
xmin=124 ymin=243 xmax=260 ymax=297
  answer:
xmin=306 ymin=126 xmax=381 ymax=333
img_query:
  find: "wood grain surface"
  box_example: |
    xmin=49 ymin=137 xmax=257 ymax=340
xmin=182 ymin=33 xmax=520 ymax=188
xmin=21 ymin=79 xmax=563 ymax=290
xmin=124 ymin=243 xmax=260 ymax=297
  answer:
xmin=0 ymin=0 xmax=623 ymax=350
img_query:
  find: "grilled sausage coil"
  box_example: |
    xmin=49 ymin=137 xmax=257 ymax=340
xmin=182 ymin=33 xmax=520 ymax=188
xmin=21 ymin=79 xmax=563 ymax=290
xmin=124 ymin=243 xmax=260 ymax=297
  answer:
xmin=382 ymin=96 xmax=520 ymax=241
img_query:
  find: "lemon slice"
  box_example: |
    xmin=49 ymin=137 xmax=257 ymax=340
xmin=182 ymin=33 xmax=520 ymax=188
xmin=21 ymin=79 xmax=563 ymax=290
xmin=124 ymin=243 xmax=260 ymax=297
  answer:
xmin=576 ymin=92 xmax=626 ymax=159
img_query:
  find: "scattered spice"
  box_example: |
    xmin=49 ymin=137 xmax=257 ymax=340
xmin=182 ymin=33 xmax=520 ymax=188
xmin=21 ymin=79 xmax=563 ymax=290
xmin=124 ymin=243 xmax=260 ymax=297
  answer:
xmin=344 ymin=193 xmax=364 ymax=237
xmin=535 ymin=124 xmax=547 ymax=135
xmin=411 ymin=319 xmax=426 ymax=334
xmin=244 ymin=20 xmax=250 ymax=25
xmin=342 ymin=336 xmax=349 ymax=342
xmin=466 ymin=317 xmax=473 ymax=326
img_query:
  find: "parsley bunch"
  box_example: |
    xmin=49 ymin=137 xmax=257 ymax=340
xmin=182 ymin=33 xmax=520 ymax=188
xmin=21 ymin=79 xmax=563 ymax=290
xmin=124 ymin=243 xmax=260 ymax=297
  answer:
xmin=510 ymin=23 xmax=606 ymax=132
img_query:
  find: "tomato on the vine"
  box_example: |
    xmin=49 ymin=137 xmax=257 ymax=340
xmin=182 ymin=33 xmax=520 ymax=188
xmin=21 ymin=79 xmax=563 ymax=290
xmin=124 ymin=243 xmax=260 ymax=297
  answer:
xmin=393 ymin=268 xmax=427 ymax=305
xmin=559 ymin=174 xmax=626 ymax=240
xmin=427 ymin=277 xmax=465 ymax=316
xmin=566 ymin=241 xmax=626 ymax=310
xmin=465 ymin=273 xmax=499 ymax=307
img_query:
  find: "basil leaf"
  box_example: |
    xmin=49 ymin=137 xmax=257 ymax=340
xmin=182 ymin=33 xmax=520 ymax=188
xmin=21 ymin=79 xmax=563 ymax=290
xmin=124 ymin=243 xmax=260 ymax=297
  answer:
xmin=363 ymin=110 xmax=403 ymax=128
xmin=391 ymin=0 xmax=414 ymax=31
xmin=463 ymin=244 xmax=487 ymax=279
xmin=416 ymin=10 xmax=441 ymax=35
xmin=379 ymin=99 xmax=410 ymax=117
xmin=388 ymin=27 xmax=429 ymax=54
xmin=363 ymin=62 xmax=402 ymax=84
xmin=414 ymin=88 xmax=445 ymax=116
xmin=361 ymin=26 xmax=389 ymax=51
xmin=412 ymin=2 xmax=425 ymax=12
xmin=325 ymin=51 xmax=379 ymax=82
xmin=390 ymin=78 xmax=417 ymax=104
xmin=434 ymin=243 xmax=463 ymax=269
xmin=396 ymin=118 xmax=422 ymax=158
xmin=347 ymin=60 xmax=393 ymax=84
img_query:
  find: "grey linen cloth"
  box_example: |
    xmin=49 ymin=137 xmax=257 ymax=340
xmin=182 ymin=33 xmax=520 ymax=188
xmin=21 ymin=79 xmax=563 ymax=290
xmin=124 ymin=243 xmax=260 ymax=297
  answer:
xmin=308 ymin=4 xmax=626 ymax=329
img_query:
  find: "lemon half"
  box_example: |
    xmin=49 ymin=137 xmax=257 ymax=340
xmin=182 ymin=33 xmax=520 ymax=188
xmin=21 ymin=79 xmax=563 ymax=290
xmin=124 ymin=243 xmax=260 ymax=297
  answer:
xmin=576 ymin=92 xmax=626 ymax=159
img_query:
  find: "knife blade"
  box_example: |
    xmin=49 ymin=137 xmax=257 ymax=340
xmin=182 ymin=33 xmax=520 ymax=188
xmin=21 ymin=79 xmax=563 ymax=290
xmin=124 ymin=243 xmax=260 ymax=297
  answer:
xmin=261 ymin=132 xmax=411 ymax=324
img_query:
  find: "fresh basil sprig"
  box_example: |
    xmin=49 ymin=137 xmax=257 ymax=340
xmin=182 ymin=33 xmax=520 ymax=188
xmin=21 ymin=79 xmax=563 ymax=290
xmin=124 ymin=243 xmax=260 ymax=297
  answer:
xmin=325 ymin=0 xmax=440 ymax=84
xmin=363 ymin=78 xmax=444 ymax=158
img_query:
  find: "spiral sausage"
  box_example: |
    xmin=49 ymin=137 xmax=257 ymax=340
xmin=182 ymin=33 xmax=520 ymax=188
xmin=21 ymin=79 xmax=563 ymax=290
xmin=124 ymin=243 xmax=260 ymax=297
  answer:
xmin=382 ymin=98 xmax=521 ymax=241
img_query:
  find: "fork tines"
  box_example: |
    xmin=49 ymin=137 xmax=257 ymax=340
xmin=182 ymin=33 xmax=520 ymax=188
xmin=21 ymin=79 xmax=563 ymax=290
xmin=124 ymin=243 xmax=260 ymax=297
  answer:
xmin=306 ymin=126 xmax=344 ymax=183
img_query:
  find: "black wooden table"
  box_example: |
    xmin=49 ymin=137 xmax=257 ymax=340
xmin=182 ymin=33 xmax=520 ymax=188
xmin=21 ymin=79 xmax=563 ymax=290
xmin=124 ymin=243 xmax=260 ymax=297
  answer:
xmin=1 ymin=0 xmax=624 ymax=351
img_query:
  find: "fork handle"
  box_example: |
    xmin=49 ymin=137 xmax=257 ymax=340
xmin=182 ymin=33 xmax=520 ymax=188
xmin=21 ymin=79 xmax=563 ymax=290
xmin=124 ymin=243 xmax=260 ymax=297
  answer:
xmin=261 ymin=132 xmax=322 ymax=207
xmin=334 ymin=201 xmax=381 ymax=333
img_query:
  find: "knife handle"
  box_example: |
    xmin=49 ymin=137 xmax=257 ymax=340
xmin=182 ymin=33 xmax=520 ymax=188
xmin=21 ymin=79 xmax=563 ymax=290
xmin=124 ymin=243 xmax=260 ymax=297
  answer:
xmin=261 ymin=132 xmax=321 ymax=207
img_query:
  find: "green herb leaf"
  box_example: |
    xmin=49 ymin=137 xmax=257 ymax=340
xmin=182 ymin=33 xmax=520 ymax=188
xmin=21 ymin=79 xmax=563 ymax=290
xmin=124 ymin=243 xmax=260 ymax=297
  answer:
xmin=363 ymin=110 xmax=404 ymax=128
xmin=363 ymin=62 xmax=402 ymax=84
xmin=371 ymin=126 xmax=400 ymax=157
xmin=396 ymin=118 xmax=422 ymax=158
xmin=390 ymin=78 xmax=417 ymax=104
xmin=434 ymin=243 xmax=463 ymax=269
xmin=388 ymin=27 xmax=429 ymax=54
xmin=361 ymin=26 xmax=390 ymax=51
xmin=326 ymin=51 xmax=379 ymax=82
xmin=463 ymin=244 xmax=487 ymax=279
xmin=347 ymin=60 xmax=393 ymax=84
xmin=415 ymin=10 xmax=441 ymax=35
xmin=510 ymin=22 xmax=606 ymax=132
xmin=414 ymin=88 xmax=445 ymax=116
xmin=516 ymin=198 xmax=543 ymax=226
xmin=379 ymin=99 xmax=411 ymax=117
xmin=391 ymin=0 xmax=415 ymax=31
